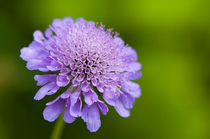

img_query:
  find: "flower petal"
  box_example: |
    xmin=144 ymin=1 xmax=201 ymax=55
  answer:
xmin=63 ymin=102 xmax=75 ymax=123
xmin=83 ymin=90 xmax=98 ymax=105
xmin=46 ymin=96 xmax=60 ymax=106
xmin=70 ymin=96 xmax=82 ymax=117
xmin=44 ymin=28 xmax=52 ymax=38
xmin=56 ymin=75 xmax=70 ymax=87
xmin=47 ymin=85 xmax=60 ymax=95
xmin=34 ymin=83 xmax=54 ymax=100
xmin=34 ymin=82 xmax=59 ymax=100
xmin=125 ymin=71 xmax=142 ymax=80
xmin=81 ymin=81 xmax=91 ymax=92
xmin=47 ymin=60 xmax=61 ymax=71
xmin=63 ymin=17 xmax=74 ymax=26
xmin=103 ymin=88 xmax=119 ymax=106
xmin=114 ymin=99 xmax=130 ymax=118
xmin=26 ymin=59 xmax=50 ymax=71
xmin=60 ymin=86 xmax=73 ymax=99
xmin=86 ymin=104 xmax=101 ymax=132
xmin=120 ymin=93 xmax=135 ymax=109
xmin=20 ymin=40 xmax=52 ymax=72
xmin=70 ymin=88 xmax=81 ymax=105
xmin=96 ymin=82 xmax=104 ymax=92
xmin=127 ymin=62 xmax=142 ymax=72
xmin=34 ymin=74 xmax=57 ymax=86
xmin=122 ymin=46 xmax=137 ymax=62
xmin=33 ymin=30 xmax=45 ymax=44
xmin=113 ymin=37 xmax=124 ymax=47
xmin=43 ymin=98 xmax=65 ymax=122
xmin=121 ymin=81 xmax=141 ymax=98
xmin=97 ymin=101 xmax=108 ymax=115
xmin=81 ymin=104 xmax=88 ymax=122
xmin=52 ymin=19 xmax=63 ymax=29
xmin=20 ymin=41 xmax=47 ymax=61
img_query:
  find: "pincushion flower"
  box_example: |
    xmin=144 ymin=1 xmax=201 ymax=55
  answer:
xmin=20 ymin=17 xmax=142 ymax=132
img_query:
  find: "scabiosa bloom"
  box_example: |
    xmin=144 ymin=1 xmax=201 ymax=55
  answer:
xmin=20 ymin=17 xmax=142 ymax=132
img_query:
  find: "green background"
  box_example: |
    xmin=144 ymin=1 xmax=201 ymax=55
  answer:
xmin=0 ymin=0 xmax=209 ymax=139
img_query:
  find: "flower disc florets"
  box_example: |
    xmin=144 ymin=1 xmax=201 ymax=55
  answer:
xmin=20 ymin=17 xmax=142 ymax=132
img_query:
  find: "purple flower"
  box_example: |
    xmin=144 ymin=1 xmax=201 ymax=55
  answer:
xmin=20 ymin=17 xmax=142 ymax=132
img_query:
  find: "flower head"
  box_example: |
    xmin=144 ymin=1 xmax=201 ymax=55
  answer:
xmin=20 ymin=17 xmax=142 ymax=132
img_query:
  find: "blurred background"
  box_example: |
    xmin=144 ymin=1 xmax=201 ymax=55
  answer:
xmin=0 ymin=0 xmax=209 ymax=139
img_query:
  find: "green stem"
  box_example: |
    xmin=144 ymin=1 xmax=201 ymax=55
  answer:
xmin=50 ymin=114 xmax=65 ymax=139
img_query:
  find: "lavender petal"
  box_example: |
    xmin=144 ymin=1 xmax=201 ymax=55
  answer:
xmin=43 ymin=98 xmax=65 ymax=122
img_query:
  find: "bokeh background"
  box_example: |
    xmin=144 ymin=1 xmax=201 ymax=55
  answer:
xmin=0 ymin=0 xmax=209 ymax=139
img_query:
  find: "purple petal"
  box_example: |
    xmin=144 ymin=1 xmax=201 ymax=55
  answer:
xmin=44 ymin=28 xmax=52 ymax=38
xmin=47 ymin=60 xmax=61 ymax=71
xmin=63 ymin=17 xmax=74 ymax=26
xmin=114 ymin=99 xmax=130 ymax=118
xmin=96 ymin=82 xmax=104 ymax=92
xmin=83 ymin=90 xmax=98 ymax=105
xmin=34 ymin=74 xmax=56 ymax=86
xmin=34 ymin=82 xmax=59 ymax=100
xmin=86 ymin=104 xmax=101 ymax=132
xmin=91 ymin=77 xmax=98 ymax=86
xmin=20 ymin=41 xmax=47 ymax=61
xmin=127 ymin=62 xmax=142 ymax=72
xmin=47 ymin=85 xmax=59 ymax=95
xmin=46 ymin=96 xmax=60 ymax=106
xmin=97 ymin=101 xmax=108 ymax=115
xmin=72 ymin=78 xmax=80 ymax=87
xmin=81 ymin=104 xmax=88 ymax=122
xmin=69 ymin=88 xmax=82 ymax=117
xmin=34 ymin=82 xmax=54 ymax=100
xmin=121 ymin=81 xmax=141 ymax=98
xmin=60 ymin=86 xmax=73 ymax=99
xmin=103 ymin=88 xmax=119 ymax=106
xmin=43 ymin=98 xmax=65 ymax=122
xmin=21 ymin=40 xmax=51 ymax=71
xmin=122 ymin=46 xmax=137 ymax=62
xmin=52 ymin=19 xmax=63 ymax=29
xmin=20 ymin=47 xmax=38 ymax=61
xmin=113 ymin=37 xmax=124 ymax=47
xmin=70 ymin=88 xmax=81 ymax=105
xmin=125 ymin=71 xmax=142 ymax=80
xmin=81 ymin=81 xmax=91 ymax=92
xmin=75 ymin=18 xmax=86 ymax=25
xmin=33 ymin=30 xmax=45 ymax=44
xmin=26 ymin=59 xmax=50 ymax=71
xmin=60 ymin=67 xmax=71 ymax=75
xmin=70 ymin=96 xmax=82 ymax=117
xmin=63 ymin=103 xmax=76 ymax=123
xmin=103 ymin=88 xmax=116 ymax=99
xmin=56 ymin=75 xmax=70 ymax=87
xmin=120 ymin=93 xmax=135 ymax=109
